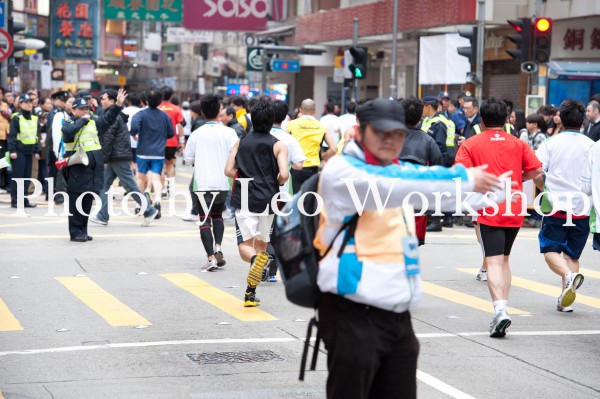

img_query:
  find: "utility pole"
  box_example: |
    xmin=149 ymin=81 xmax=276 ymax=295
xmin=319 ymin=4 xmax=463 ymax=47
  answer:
xmin=475 ymin=0 xmax=485 ymax=104
xmin=261 ymin=49 xmax=267 ymax=95
xmin=389 ymin=0 xmax=398 ymax=100
xmin=352 ymin=18 xmax=358 ymax=101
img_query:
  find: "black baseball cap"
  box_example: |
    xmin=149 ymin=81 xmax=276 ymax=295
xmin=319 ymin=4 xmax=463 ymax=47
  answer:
xmin=356 ymin=98 xmax=406 ymax=132
xmin=51 ymin=90 xmax=71 ymax=101
xmin=72 ymin=98 xmax=90 ymax=109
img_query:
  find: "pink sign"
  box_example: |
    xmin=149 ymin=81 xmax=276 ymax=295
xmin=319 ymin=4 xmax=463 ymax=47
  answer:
xmin=183 ymin=0 xmax=283 ymax=32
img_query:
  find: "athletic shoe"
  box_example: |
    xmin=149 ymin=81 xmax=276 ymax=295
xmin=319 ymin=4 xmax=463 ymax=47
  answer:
xmin=181 ymin=212 xmax=197 ymax=222
xmin=558 ymin=272 xmax=584 ymax=308
xmin=201 ymin=259 xmax=217 ymax=272
xmin=247 ymin=251 xmax=269 ymax=288
xmin=214 ymin=251 xmax=226 ymax=267
xmin=141 ymin=207 xmax=159 ymax=227
xmin=161 ymin=189 xmax=169 ymax=199
xmin=556 ymin=299 xmax=574 ymax=313
xmin=261 ymin=256 xmax=274 ymax=282
xmin=244 ymin=291 xmax=261 ymax=307
xmin=476 ymin=268 xmax=488 ymax=282
xmin=89 ymin=215 xmax=108 ymax=226
xmin=0 ymin=188 xmax=7 ymax=194
xmin=489 ymin=310 xmax=511 ymax=338
xmin=222 ymin=209 xmax=235 ymax=220
xmin=154 ymin=202 xmax=162 ymax=220
xmin=268 ymin=275 xmax=277 ymax=283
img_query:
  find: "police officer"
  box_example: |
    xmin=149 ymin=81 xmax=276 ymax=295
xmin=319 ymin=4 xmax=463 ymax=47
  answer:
xmin=61 ymin=89 xmax=127 ymax=242
xmin=421 ymin=96 xmax=456 ymax=230
xmin=7 ymin=93 xmax=40 ymax=208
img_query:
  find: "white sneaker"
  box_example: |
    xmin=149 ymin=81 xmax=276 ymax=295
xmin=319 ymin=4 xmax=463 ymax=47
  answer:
xmin=558 ymin=272 xmax=584 ymax=308
xmin=200 ymin=259 xmax=218 ymax=272
xmin=489 ymin=310 xmax=511 ymax=338
xmin=556 ymin=299 xmax=574 ymax=312
xmin=89 ymin=215 xmax=108 ymax=226
xmin=0 ymin=188 xmax=8 ymax=194
xmin=476 ymin=268 xmax=488 ymax=282
xmin=181 ymin=212 xmax=197 ymax=222
xmin=222 ymin=209 xmax=235 ymax=220
xmin=141 ymin=207 xmax=159 ymax=227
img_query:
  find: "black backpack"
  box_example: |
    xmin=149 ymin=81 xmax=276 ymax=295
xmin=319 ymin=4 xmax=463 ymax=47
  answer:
xmin=272 ymin=173 xmax=358 ymax=380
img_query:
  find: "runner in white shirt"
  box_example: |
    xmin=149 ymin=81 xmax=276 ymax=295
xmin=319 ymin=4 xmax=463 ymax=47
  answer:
xmin=184 ymin=95 xmax=239 ymax=272
xmin=337 ymin=101 xmax=358 ymax=138
xmin=320 ymin=103 xmax=341 ymax=144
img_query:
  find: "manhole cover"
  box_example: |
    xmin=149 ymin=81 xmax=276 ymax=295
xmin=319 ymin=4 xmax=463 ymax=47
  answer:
xmin=187 ymin=350 xmax=284 ymax=365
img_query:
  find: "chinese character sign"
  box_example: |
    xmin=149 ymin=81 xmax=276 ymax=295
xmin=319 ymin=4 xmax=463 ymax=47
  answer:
xmin=104 ymin=0 xmax=182 ymax=21
xmin=50 ymin=0 xmax=100 ymax=60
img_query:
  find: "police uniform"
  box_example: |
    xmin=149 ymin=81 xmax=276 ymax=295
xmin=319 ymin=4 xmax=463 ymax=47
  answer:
xmin=61 ymin=97 xmax=123 ymax=242
xmin=7 ymin=93 xmax=40 ymax=208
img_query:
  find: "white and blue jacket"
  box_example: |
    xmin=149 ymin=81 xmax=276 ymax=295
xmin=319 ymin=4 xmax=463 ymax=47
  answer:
xmin=315 ymin=140 xmax=507 ymax=313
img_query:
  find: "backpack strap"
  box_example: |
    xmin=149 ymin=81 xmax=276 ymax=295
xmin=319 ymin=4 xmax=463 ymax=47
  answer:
xmin=318 ymin=214 xmax=359 ymax=261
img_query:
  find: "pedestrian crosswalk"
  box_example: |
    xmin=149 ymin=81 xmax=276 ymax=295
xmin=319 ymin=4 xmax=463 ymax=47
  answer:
xmin=1 ymin=267 xmax=599 ymax=332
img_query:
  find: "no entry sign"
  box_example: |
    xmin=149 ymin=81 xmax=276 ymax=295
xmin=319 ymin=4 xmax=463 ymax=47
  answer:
xmin=0 ymin=28 xmax=13 ymax=62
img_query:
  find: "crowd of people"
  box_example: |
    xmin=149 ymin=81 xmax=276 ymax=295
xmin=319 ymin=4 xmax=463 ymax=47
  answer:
xmin=1 ymin=84 xmax=599 ymax=399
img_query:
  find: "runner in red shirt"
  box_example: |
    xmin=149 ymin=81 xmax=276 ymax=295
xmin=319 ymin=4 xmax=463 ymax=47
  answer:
xmin=454 ymin=97 xmax=542 ymax=338
xmin=158 ymin=86 xmax=184 ymax=197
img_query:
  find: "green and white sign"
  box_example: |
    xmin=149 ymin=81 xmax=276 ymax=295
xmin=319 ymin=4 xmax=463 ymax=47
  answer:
xmin=104 ymin=0 xmax=182 ymax=21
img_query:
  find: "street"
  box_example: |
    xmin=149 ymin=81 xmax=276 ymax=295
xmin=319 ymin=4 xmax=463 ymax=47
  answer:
xmin=1 ymin=164 xmax=599 ymax=399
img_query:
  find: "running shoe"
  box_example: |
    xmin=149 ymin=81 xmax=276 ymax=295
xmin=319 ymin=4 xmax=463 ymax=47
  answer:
xmin=214 ymin=251 xmax=226 ymax=267
xmin=556 ymin=299 xmax=574 ymax=313
xmin=89 ymin=215 xmax=108 ymax=226
xmin=247 ymin=251 xmax=269 ymax=288
xmin=244 ymin=291 xmax=261 ymax=307
xmin=201 ymin=259 xmax=217 ymax=272
xmin=141 ymin=207 xmax=159 ymax=227
xmin=558 ymin=272 xmax=584 ymax=308
xmin=268 ymin=275 xmax=277 ymax=283
xmin=489 ymin=310 xmax=511 ymax=338
xmin=154 ymin=201 xmax=162 ymax=220
xmin=476 ymin=268 xmax=488 ymax=282
xmin=181 ymin=212 xmax=197 ymax=222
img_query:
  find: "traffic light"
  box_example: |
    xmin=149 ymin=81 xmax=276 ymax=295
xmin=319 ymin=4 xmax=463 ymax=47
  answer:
xmin=506 ymin=18 xmax=532 ymax=62
xmin=533 ymin=18 xmax=552 ymax=63
xmin=348 ymin=47 xmax=367 ymax=80
xmin=457 ymin=27 xmax=478 ymax=65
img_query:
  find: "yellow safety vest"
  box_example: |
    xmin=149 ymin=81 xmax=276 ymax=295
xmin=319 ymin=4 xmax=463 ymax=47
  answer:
xmin=421 ymin=114 xmax=455 ymax=147
xmin=17 ymin=114 xmax=38 ymax=145
xmin=64 ymin=119 xmax=101 ymax=152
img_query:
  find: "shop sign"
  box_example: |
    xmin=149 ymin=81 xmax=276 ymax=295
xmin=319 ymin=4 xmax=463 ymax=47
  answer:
xmin=183 ymin=0 xmax=283 ymax=32
xmin=50 ymin=0 xmax=100 ymax=60
xmin=104 ymin=0 xmax=182 ymax=21
xmin=551 ymin=17 xmax=600 ymax=59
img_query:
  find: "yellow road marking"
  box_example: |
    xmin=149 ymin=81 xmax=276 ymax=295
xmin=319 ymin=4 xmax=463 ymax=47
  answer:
xmin=421 ymin=281 xmax=529 ymax=315
xmin=0 ymin=297 xmax=24 ymax=331
xmin=55 ymin=277 xmax=151 ymax=327
xmin=458 ymin=268 xmax=600 ymax=309
xmin=580 ymin=268 xmax=600 ymax=280
xmin=161 ymin=273 xmax=277 ymax=322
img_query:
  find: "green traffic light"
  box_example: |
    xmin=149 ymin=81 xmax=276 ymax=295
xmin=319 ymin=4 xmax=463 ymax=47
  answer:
xmin=354 ymin=69 xmax=363 ymax=78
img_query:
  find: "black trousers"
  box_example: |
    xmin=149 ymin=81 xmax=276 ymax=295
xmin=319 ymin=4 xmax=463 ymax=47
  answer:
xmin=318 ymin=294 xmax=420 ymax=399
xmin=68 ymin=191 xmax=94 ymax=238
xmin=10 ymin=153 xmax=33 ymax=205
xmin=0 ymin=139 xmax=9 ymax=189
xmin=290 ymin=166 xmax=318 ymax=194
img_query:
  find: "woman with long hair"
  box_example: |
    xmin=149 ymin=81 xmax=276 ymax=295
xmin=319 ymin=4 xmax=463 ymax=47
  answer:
xmin=547 ymin=110 xmax=564 ymax=136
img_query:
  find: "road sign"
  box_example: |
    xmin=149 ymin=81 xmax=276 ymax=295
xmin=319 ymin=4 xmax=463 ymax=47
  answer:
xmin=0 ymin=28 xmax=12 ymax=62
xmin=271 ymin=59 xmax=300 ymax=73
xmin=246 ymin=47 xmax=271 ymax=72
xmin=334 ymin=55 xmax=344 ymax=69
xmin=0 ymin=3 xmax=5 ymax=28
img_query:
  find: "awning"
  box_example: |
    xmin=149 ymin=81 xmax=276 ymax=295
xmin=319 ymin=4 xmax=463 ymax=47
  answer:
xmin=254 ymin=25 xmax=295 ymax=38
xmin=549 ymin=61 xmax=600 ymax=78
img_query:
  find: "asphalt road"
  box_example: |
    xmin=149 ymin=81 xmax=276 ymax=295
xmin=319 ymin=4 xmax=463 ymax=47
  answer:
xmin=1 ymin=163 xmax=599 ymax=399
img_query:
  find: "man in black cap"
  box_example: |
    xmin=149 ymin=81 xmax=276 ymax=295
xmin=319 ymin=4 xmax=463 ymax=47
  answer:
xmin=314 ymin=98 xmax=507 ymax=399
xmin=61 ymin=89 xmax=127 ymax=242
xmin=77 ymin=90 xmax=102 ymax=116
xmin=7 ymin=93 xmax=40 ymax=208
xmin=46 ymin=90 xmax=72 ymax=203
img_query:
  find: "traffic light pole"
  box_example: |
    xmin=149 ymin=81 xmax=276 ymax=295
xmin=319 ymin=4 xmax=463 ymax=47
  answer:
xmin=475 ymin=0 xmax=485 ymax=104
xmin=353 ymin=18 xmax=358 ymax=102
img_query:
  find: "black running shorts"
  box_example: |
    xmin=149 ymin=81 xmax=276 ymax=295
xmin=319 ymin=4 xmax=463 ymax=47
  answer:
xmin=478 ymin=223 xmax=520 ymax=257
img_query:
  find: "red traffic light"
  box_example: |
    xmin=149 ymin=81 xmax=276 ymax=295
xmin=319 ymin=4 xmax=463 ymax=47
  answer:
xmin=536 ymin=18 xmax=551 ymax=32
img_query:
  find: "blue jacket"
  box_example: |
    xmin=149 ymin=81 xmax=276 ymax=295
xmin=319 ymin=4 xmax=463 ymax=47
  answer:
xmin=130 ymin=107 xmax=174 ymax=157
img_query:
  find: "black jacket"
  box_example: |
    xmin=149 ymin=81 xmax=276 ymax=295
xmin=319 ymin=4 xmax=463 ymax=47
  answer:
xmin=399 ymin=128 xmax=444 ymax=166
xmin=586 ymin=121 xmax=600 ymax=142
xmin=227 ymin=117 xmax=246 ymax=138
xmin=103 ymin=112 xmax=132 ymax=162
xmin=191 ymin=115 xmax=206 ymax=132
xmin=462 ymin=114 xmax=482 ymax=140
xmin=7 ymin=110 xmax=41 ymax=155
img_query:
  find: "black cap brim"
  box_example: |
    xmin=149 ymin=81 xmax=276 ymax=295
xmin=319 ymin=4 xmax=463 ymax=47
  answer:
xmin=369 ymin=118 xmax=407 ymax=133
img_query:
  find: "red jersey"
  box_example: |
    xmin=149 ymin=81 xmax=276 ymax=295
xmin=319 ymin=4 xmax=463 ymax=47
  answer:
xmin=454 ymin=129 xmax=542 ymax=227
xmin=159 ymin=101 xmax=184 ymax=148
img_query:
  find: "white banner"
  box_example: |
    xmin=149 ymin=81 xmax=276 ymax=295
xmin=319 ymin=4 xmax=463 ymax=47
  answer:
xmin=65 ymin=63 xmax=78 ymax=84
xmin=419 ymin=33 xmax=471 ymax=85
xmin=166 ymin=28 xmax=213 ymax=44
xmin=40 ymin=60 xmax=52 ymax=90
